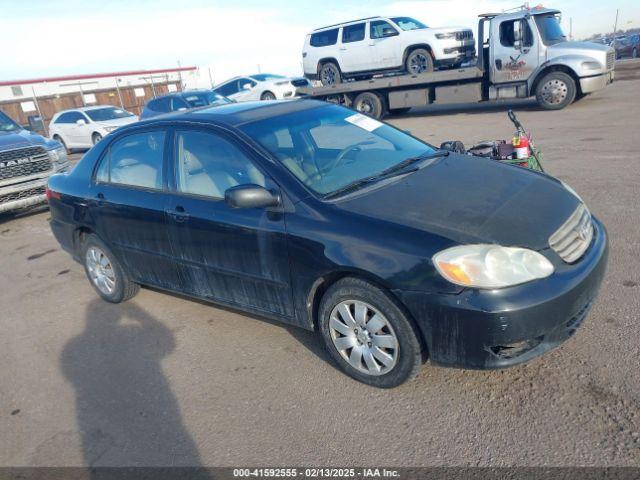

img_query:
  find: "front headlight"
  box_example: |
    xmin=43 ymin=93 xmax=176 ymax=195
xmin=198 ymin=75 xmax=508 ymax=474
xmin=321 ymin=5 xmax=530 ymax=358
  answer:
xmin=581 ymin=61 xmax=602 ymax=71
xmin=435 ymin=33 xmax=456 ymax=40
xmin=103 ymin=126 xmax=119 ymax=132
xmin=48 ymin=146 xmax=68 ymax=164
xmin=433 ymin=244 xmax=554 ymax=289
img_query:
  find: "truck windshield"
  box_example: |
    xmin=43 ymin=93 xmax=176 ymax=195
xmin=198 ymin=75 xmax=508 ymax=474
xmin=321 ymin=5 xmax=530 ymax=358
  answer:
xmin=240 ymin=104 xmax=435 ymax=196
xmin=534 ymin=14 xmax=567 ymax=45
xmin=391 ymin=17 xmax=428 ymax=30
xmin=85 ymin=107 xmax=135 ymax=122
xmin=0 ymin=111 xmax=20 ymax=132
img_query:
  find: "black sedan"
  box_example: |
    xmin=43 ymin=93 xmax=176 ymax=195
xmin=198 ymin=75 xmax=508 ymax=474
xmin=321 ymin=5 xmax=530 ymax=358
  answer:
xmin=47 ymin=100 xmax=608 ymax=388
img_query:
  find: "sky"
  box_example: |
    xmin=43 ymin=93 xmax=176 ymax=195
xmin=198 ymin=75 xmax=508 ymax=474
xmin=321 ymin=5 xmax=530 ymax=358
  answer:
xmin=2 ymin=0 xmax=639 ymax=87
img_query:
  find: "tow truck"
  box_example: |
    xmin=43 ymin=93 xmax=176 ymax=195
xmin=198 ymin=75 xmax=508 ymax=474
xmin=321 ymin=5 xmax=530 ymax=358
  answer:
xmin=297 ymin=6 xmax=615 ymax=118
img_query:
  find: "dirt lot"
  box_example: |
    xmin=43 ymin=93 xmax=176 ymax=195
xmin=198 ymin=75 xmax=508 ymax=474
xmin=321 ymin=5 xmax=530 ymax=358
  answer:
xmin=2 ymin=75 xmax=639 ymax=468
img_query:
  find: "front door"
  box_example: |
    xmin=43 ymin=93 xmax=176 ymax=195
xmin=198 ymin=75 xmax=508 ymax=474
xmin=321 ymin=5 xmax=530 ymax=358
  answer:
xmin=368 ymin=20 xmax=401 ymax=69
xmin=491 ymin=17 xmax=539 ymax=84
xmin=164 ymin=127 xmax=294 ymax=318
xmin=90 ymin=128 xmax=182 ymax=289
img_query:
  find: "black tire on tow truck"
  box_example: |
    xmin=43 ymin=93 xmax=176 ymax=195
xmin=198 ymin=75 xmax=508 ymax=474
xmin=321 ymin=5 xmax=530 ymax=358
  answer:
xmin=535 ymin=71 xmax=577 ymax=110
xmin=352 ymin=91 xmax=387 ymax=119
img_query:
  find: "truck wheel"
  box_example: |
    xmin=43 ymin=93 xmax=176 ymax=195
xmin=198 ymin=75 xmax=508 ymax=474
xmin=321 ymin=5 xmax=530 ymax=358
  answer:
xmin=318 ymin=277 xmax=423 ymax=388
xmin=535 ymin=71 xmax=576 ymax=110
xmin=319 ymin=62 xmax=342 ymax=86
xmin=405 ymin=48 xmax=434 ymax=75
xmin=82 ymin=234 xmax=139 ymax=303
xmin=353 ymin=92 xmax=386 ymax=119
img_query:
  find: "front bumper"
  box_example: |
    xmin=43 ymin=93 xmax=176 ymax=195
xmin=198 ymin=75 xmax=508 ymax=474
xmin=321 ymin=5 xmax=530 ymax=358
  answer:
xmin=396 ymin=217 xmax=609 ymax=369
xmin=580 ymin=70 xmax=615 ymax=94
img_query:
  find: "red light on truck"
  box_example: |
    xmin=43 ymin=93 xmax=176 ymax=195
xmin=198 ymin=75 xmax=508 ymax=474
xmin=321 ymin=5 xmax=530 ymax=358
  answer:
xmin=45 ymin=187 xmax=61 ymax=200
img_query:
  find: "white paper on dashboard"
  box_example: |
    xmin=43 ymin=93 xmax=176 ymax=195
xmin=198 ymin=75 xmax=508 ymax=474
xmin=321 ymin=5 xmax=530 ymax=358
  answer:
xmin=345 ymin=113 xmax=383 ymax=132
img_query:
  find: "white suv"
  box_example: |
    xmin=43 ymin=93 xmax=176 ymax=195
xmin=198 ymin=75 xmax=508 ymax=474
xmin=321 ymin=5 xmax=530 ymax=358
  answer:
xmin=302 ymin=16 xmax=475 ymax=85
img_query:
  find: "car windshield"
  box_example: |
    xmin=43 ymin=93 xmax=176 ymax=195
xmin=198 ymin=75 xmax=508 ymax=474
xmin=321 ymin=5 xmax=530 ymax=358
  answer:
xmin=534 ymin=14 xmax=566 ymax=45
xmin=240 ymin=104 xmax=435 ymax=196
xmin=0 ymin=111 xmax=20 ymax=132
xmin=391 ymin=17 xmax=428 ymax=30
xmin=251 ymin=74 xmax=286 ymax=81
xmin=85 ymin=107 xmax=135 ymax=122
xmin=182 ymin=92 xmax=233 ymax=108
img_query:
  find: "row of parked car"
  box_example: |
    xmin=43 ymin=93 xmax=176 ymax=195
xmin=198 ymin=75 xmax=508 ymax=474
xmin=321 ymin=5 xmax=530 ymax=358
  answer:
xmin=592 ymin=33 xmax=639 ymax=59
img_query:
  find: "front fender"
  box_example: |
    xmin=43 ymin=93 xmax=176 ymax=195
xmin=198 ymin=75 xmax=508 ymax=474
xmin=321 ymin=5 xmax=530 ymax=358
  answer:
xmin=528 ymin=54 xmax=605 ymax=92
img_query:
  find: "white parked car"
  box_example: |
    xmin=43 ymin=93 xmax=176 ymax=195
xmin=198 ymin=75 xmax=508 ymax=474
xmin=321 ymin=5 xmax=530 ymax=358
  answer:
xmin=302 ymin=16 xmax=475 ymax=85
xmin=212 ymin=74 xmax=311 ymax=101
xmin=49 ymin=106 xmax=139 ymax=151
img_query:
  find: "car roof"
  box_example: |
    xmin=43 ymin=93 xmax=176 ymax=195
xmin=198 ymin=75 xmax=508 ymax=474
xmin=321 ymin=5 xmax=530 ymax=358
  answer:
xmin=312 ymin=16 xmax=382 ymax=32
xmin=134 ymin=99 xmax=328 ymax=129
xmin=54 ymin=105 xmax=118 ymax=115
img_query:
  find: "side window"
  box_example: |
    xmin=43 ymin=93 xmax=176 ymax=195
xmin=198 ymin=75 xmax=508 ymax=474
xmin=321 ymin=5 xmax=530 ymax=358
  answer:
xmin=370 ymin=20 xmax=397 ymax=39
xmin=55 ymin=112 xmax=72 ymax=124
xmin=500 ymin=19 xmax=533 ymax=48
xmin=175 ymin=130 xmax=265 ymax=199
xmin=171 ymin=97 xmax=189 ymax=111
xmin=237 ymin=78 xmax=257 ymax=91
xmin=215 ymin=82 xmax=239 ymax=96
xmin=310 ymin=28 xmax=339 ymax=47
xmin=342 ymin=23 xmax=365 ymax=43
xmin=97 ymin=131 xmax=165 ymax=189
xmin=151 ymin=98 xmax=171 ymax=113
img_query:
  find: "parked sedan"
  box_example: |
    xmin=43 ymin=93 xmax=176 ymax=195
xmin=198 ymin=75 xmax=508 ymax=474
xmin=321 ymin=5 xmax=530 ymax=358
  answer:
xmin=47 ymin=100 xmax=607 ymax=388
xmin=49 ymin=106 xmax=138 ymax=151
xmin=212 ymin=74 xmax=310 ymax=101
xmin=140 ymin=90 xmax=233 ymax=119
xmin=615 ymin=34 xmax=640 ymax=59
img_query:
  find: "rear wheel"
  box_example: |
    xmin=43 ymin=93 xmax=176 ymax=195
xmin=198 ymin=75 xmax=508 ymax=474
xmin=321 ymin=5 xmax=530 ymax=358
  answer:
xmin=352 ymin=91 xmax=386 ymax=119
xmin=318 ymin=277 xmax=423 ymax=388
xmin=319 ymin=61 xmax=341 ymax=86
xmin=92 ymin=133 xmax=103 ymax=145
xmin=405 ymin=48 xmax=434 ymax=75
xmin=82 ymin=234 xmax=139 ymax=303
xmin=53 ymin=135 xmax=69 ymax=154
xmin=535 ymin=71 xmax=576 ymax=110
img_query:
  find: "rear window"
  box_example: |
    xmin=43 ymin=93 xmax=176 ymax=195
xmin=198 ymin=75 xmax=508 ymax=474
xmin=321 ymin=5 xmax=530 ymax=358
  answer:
xmin=310 ymin=28 xmax=339 ymax=47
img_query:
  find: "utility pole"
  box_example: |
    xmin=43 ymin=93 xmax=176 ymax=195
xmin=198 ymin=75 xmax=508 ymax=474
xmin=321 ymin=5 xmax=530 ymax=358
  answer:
xmin=569 ymin=17 xmax=573 ymax=41
xmin=30 ymin=86 xmax=48 ymax=137
xmin=208 ymin=67 xmax=214 ymax=88
xmin=613 ymin=9 xmax=619 ymax=40
xmin=177 ymin=60 xmax=184 ymax=90
xmin=114 ymin=77 xmax=124 ymax=109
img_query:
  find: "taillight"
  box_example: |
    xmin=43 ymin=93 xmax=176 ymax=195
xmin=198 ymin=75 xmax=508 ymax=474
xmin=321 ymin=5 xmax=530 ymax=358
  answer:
xmin=45 ymin=187 xmax=61 ymax=200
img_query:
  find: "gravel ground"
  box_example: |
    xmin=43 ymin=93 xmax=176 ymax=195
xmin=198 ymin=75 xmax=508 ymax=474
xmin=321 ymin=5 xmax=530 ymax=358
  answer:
xmin=1 ymin=75 xmax=639 ymax=468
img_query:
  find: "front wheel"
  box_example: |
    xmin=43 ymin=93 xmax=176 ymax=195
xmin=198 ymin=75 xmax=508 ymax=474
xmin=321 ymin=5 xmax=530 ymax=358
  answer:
xmin=92 ymin=133 xmax=103 ymax=145
xmin=53 ymin=135 xmax=70 ymax=154
xmin=405 ymin=48 xmax=434 ymax=75
xmin=352 ymin=91 xmax=386 ymax=119
xmin=82 ymin=234 xmax=139 ymax=303
xmin=260 ymin=91 xmax=276 ymax=101
xmin=319 ymin=278 xmax=423 ymax=388
xmin=535 ymin=71 xmax=577 ymax=110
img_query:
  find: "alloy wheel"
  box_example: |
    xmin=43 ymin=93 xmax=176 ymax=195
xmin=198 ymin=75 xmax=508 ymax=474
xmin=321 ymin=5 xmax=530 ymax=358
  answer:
xmin=540 ymin=79 xmax=568 ymax=105
xmin=328 ymin=300 xmax=399 ymax=376
xmin=408 ymin=53 xmax=429 ymax=74
xmin=86 ymin=246 xmax=116 ymax=295
xmin=320 ymin=64 xmax=338 ymax=85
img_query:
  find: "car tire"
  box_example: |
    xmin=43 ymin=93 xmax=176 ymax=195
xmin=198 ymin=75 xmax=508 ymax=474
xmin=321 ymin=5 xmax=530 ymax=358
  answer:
xmin=352 ymin=91 xmax=386 ymax=119
xmin=389 ymin=107 xmax=411 ymax=115
xmin=53 ymin=135 xmax=70 ymax=154
xmin=535 ymin=71 xmax=576 ymax=110
xmin=92 ymin=133 xmax=103 ymax=145
xmin=319 ymin=61 xmax=342 ymax=86
xmin=405 ymin=48 xmax=434 ymax=75
xmin=261 ymin=91 xmax=276 ymax=101
xmin=318 ymin=277 xmax=423 ymax=388
xmin=82 ymin=234 xmax=139 ymax=303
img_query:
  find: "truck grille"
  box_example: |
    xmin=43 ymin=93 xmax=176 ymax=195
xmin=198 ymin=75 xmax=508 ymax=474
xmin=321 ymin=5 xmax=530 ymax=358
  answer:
xmin=0 ymin=146 xmax=51 ymax=181
xmin=549 ymin=204 xmax=594 ymax=263
xmin=456 ymin=30 xmax=473 ymax=41
xmin=606 ymin=50 xmax=615 ymax=70
xmin=0 ymin=186 xmax=46 ymax=205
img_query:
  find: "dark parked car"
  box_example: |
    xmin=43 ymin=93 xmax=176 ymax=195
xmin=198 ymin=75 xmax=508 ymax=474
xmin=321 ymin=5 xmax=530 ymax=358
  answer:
xmin=47 ymin=100 xmax=608 ymax=388
xmin=615 ymin=34 xmax=640 ymax=59
xmin=140 ymin=90 xmax=233 ymax=119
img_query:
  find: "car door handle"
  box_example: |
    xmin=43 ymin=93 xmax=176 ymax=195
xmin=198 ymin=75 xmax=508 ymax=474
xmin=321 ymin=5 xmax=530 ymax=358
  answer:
xmin=165 ymin=206 xmax=189 ymax=222
xmin=95 ymin=192 xmax=105 ymax=207
xmin=495 ymin=59 xmax=502 ymax=70
xmin=339 ymin=47 xmax=347 ymax=51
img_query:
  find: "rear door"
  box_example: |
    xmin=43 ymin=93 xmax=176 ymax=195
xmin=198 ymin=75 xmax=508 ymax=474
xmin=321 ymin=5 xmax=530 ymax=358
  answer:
xmin=339 ymin=23 xmax=370 ymax=72
xmin=91 ymin=128 xmax=181 ymax=289
xmin=164 ymin=127 xmax=294 ymax=318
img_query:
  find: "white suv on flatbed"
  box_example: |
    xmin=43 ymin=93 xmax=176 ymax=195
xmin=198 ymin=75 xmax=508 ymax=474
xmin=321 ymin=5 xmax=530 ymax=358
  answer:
xmin=303 ymin=16 xmax=475 ymax=85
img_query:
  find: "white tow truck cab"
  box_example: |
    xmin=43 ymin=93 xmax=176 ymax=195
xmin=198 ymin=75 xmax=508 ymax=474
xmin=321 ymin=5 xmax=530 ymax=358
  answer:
xmin=298 ymin=6 xmax=615 ymax=118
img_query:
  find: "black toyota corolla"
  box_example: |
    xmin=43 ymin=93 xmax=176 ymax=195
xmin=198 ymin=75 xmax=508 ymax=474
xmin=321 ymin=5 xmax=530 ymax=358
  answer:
xmin=47 ymin=100 xmax=608 ymax=388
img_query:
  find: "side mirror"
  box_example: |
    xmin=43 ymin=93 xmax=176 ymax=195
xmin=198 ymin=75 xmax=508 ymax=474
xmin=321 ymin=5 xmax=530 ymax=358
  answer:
xmin=76 ymin=119 xmax=87 ymax=126
xmin=513 ymin=20 xmax=523 ymax=50
xmin=382 ymin=28 xmax=399 ymax=37
xmin=225 ymin=184 xmax=280 ymax=209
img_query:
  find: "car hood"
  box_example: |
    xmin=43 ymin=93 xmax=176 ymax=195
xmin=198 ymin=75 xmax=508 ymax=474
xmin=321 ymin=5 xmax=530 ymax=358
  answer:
xmin=335 ymin=153 xmax=581 ymax=251
xmin=96 ymin=116 xmax=139 ymax=127
xmin=0 ymin=128 xmax=60 ymax=151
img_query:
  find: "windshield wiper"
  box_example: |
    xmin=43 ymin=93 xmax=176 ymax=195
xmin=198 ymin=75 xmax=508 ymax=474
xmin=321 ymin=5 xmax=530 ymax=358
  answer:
xmin=324 ymin=150 xmax=449 ymax=199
